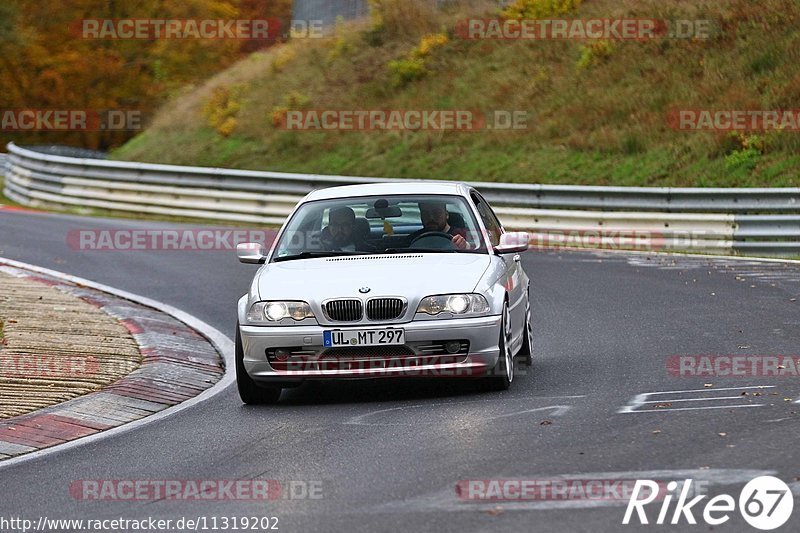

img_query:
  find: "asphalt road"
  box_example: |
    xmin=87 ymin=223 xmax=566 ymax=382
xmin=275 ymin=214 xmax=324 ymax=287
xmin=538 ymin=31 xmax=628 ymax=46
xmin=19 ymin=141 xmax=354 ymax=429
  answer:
xmin=2 ymin=208 xmax=800 ymax=532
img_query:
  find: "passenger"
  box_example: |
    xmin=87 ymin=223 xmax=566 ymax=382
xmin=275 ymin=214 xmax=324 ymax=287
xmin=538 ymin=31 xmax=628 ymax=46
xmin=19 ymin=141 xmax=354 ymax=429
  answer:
xmin=321 ymin=206 xmax=373 ymax=251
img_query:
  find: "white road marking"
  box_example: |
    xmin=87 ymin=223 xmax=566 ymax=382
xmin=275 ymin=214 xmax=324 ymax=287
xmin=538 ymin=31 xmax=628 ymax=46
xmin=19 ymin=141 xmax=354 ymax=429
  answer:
xmin=626 ymin=404 xmax=764 ymax=413
xmin=643 ymin=385 xmax=774 ymax=395
xmin=618 ymin=386 xmax=774 ymax=414
xmin=641 ymin=396 xmax=745 ymax=403
xmin=344 ymin=397 xmax=583 ymax=426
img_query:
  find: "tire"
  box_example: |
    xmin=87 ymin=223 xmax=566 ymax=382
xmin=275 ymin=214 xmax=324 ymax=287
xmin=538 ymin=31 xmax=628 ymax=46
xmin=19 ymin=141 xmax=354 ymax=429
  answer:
xmin=516 ymin=286 xmax=533 ymax=367
xmin=481 ymin=303 xmax=514 ymax=391
xmin=235 ymin=324 xmax=281 ymax=404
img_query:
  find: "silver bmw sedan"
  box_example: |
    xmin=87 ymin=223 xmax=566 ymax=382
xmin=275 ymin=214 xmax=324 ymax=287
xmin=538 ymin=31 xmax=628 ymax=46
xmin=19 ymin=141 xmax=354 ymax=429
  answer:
xmin=235 ymin=182 xmax=532 ymax=404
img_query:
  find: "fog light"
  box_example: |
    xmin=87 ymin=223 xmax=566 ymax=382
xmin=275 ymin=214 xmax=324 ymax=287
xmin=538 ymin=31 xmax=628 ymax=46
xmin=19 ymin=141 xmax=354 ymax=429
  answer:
xmin=274 ymin=349 xmax=290 ymax=361
xmin=444 ymin=341 xmax=461 ymax=354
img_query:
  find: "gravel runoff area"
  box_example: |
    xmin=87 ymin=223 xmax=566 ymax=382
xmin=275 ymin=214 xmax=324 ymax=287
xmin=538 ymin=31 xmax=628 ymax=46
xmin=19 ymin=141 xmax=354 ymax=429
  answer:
xmin=0 ymin=269 xmax=141 ymax=418
xmin=0 ymin=261 xmax=225 ymax=460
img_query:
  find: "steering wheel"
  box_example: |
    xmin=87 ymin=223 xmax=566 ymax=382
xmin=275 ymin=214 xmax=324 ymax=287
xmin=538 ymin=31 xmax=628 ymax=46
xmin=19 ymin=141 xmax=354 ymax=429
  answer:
xmin=409 ymin=231 xmax=454 ymax=249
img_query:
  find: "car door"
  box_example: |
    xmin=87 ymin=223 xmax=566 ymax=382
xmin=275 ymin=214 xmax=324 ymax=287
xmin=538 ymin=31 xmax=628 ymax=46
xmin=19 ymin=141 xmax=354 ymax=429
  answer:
xmin=470 ymin=191 xmax=526 ymax=349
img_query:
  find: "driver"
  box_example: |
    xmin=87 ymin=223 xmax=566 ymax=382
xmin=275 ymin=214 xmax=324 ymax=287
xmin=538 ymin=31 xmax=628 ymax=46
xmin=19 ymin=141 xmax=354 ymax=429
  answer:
xmin=407 ymin=201 xmax=470 ymax=249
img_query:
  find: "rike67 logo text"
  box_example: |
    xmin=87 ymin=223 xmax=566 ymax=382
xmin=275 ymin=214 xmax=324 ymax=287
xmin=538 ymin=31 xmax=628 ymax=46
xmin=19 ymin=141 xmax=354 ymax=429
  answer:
xmin=623 ymin=476 xmax=793 ymax=530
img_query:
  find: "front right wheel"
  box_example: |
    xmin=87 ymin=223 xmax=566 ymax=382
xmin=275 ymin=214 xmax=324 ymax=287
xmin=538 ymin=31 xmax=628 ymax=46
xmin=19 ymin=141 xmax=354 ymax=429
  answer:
xmin=516 ymin=286 xmax=533 ymax=367
xmin=235 ymin=324 xmax=281 ymax=404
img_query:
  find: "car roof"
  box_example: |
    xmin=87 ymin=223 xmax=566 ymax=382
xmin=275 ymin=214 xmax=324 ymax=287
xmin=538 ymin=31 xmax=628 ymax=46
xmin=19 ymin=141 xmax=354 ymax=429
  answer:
xmin=303 ymin=181 xmax=472 ymax=202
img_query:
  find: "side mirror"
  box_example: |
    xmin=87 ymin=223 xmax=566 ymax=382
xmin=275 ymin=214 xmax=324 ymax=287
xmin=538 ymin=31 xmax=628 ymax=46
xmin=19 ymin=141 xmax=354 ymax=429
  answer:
xmin=494 ymin=232 xmax=529 ymax=254
xmin=236 ymin=242 xmax=266 ymax=264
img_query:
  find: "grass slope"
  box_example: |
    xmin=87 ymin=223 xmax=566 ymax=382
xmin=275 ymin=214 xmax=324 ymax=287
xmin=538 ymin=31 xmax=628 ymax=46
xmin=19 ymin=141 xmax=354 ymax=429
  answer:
xmin=113 ymin=0 xmax=800 ymax=187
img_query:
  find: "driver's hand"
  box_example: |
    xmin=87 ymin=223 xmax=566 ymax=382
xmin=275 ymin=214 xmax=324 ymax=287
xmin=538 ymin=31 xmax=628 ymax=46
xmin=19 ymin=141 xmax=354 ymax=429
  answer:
xmin=452 ymin=234 xmax=468 ymax=249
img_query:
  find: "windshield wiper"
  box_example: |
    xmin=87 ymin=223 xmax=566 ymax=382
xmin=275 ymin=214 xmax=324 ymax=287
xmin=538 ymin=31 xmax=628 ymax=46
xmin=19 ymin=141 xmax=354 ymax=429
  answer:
xmin=272 ymin=251 xmax=370 ymax=262
xmin=381 ymin=248 xmax=457 ymax=254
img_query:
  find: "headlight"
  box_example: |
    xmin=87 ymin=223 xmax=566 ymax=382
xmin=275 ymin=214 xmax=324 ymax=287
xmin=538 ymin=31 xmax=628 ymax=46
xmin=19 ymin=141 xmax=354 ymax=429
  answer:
xmin=416 ymin=294 xmax=490 ymax=316
xmin=247 ymin=301 xmax=314 ymax=323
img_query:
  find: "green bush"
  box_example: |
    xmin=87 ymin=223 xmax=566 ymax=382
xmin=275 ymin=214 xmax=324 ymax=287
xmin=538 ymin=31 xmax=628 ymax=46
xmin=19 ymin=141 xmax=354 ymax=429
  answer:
xmin=725 ymin=147 xmax=761 ymax=172
xmin=387 ymin=32 xmax=448 ymax=86
xmin=368 ymin=0 xmax=437 ymax=39
xmin=270 ymin=91 xmax=311 ymax=127
xmin=203 ymin=86 xmax=243 ymax=137
xmin=576 ymin=40 xmax=614 ymax=69
xmin=388 ymin=57 xmax=427 ymax=86
xmin=502 ymin=0 xmax=582 ymax=19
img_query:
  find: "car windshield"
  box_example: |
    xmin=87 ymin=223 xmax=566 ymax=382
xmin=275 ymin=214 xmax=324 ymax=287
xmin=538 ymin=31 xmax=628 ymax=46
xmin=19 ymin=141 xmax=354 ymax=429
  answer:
xmin=271 ymin=194 xmax=486 ymax=260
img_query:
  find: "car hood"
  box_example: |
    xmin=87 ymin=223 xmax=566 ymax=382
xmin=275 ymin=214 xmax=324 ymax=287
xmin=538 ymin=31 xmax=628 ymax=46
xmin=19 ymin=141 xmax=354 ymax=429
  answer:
xmin=256 ymin=253 xmax=491 ymax=301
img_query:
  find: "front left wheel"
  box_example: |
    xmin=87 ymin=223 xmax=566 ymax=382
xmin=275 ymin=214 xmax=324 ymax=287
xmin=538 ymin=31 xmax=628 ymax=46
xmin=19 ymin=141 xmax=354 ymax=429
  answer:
xmin=481 ymin=303 xmax=514 ymax=391
xmin=235 ymin=324 xmax=281 ymax=404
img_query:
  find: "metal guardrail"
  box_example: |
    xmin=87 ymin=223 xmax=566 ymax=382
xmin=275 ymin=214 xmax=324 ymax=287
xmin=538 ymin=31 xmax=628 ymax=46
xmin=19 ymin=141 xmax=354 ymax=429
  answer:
xmin=4 ymin=142 xmax=800 ymax=256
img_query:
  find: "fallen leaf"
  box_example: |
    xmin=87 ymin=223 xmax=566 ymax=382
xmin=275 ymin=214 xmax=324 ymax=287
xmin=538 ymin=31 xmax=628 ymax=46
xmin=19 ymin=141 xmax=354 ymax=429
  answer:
xmin=654 ymin=403 xmax=672 ymax=409
xmin=540 ymin=420 xmax=553 ymax=426
xmin=704 ymin=383 xmax=713 ymax=388
xmin=718 ymin=432 xmax=727 ymax=437
xmin=486 ymin=507 xmax=504 ymax=516
xmin=652 ymin=429 xmax=662 ymax=434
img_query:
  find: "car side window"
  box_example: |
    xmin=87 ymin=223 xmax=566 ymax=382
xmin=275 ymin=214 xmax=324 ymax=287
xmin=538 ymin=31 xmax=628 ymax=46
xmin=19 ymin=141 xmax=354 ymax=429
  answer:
xmin=471 ymin=192 xmax=502 ymax=246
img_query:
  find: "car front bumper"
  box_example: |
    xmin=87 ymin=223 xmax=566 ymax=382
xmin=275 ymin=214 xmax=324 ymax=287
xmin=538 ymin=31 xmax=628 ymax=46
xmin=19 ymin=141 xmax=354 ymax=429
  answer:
xmin=240 ymin=315 xmax=502 ymax=384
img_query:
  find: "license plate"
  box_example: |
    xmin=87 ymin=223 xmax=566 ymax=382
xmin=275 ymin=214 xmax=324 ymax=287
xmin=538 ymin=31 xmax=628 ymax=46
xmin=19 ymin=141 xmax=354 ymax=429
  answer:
xmin=323 ymin=328 xmax=405 ymax=347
